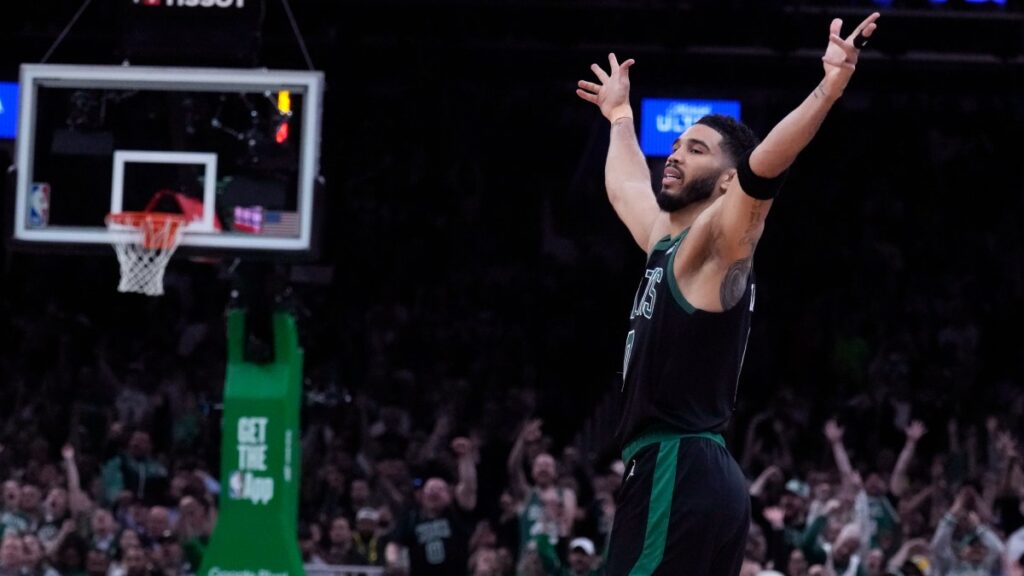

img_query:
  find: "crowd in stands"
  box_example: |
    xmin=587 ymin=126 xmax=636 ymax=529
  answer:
xmin=1 ymin=283 xmax=1023 ymax=576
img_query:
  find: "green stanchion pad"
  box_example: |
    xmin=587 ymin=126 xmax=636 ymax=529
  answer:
xmin=198 ymin=311 xmax=304 ymax=576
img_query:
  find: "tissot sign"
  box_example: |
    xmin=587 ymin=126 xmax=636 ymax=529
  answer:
xmin=120 ymin=0 xmax=263 ymax=65
xmin=132 ymin=0 xmax=247 ymax=7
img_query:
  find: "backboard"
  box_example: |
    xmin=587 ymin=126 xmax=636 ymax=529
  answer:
xmin=11 ymin=64 xmax=324 ymax=255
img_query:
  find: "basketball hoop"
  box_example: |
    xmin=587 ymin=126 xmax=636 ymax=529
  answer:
xmin=105 ymin=212 xmax=188 ymax=296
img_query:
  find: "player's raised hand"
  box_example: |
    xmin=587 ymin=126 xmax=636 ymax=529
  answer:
xmin=821 ymin=12 xmax=879 ymax=98
xmin=576 ymin=53 xmax=637 ymax=122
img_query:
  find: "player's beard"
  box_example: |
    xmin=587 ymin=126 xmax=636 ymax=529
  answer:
xmin=655 ymin=171 xmax=720 ymax=212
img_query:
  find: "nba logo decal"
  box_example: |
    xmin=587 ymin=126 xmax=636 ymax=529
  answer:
xmin=228 ymin=470 xmax=244 ymax=499
xmin=28 ymin=183 xmax=50 ymax=228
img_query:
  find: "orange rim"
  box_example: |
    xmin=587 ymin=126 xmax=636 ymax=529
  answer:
xmin=106 ymin=212 xmax=188 ymax=250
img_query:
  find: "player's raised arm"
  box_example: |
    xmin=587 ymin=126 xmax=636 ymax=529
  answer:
xmin=577 ymin=53 xmax=663 ymax=253
xmin=710 ymin=13 xmax=880 ymax=268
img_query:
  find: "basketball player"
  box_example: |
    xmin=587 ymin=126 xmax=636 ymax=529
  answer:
xmin=575 ymin=13 xmax=880 ymax=575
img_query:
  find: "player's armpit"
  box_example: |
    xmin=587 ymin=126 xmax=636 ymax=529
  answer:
xmin=710 ymin=180 xmax=773 ymax=264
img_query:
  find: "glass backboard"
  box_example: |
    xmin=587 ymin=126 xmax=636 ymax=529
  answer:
xmin=12 ymin=64 xmax=324 ymax=254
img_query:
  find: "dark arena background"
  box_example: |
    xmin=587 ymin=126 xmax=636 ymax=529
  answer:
xmin=2 ymin=1 xmax=1023 ymax=575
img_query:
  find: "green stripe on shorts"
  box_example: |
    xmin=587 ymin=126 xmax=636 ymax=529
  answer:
xmin=628 ymin=437 xmax=678 ymax=575
xmin=621 ymin=429 xmax=726 ymax=575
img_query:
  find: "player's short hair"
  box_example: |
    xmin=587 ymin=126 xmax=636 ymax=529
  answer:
xmin=696 ymin=114 xmax=760 ymax=165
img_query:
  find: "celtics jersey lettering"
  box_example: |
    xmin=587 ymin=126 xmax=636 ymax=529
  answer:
xmin=614 ymin=228 xmax=755 ymax=449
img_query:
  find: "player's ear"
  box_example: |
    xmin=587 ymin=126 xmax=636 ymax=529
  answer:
xmin=719 ymin=169 xmax=737 ymax=193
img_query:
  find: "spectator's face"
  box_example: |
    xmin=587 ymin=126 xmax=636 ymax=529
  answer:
xmin=85 ymin=549 xmax=110 ymax=576
xmin=562 ymin=447 xmax=581 ymax=469
xmin=780 ymin=492 xmax=806 ymax=521
xmin=155 ymin=541 xmax=183 ymax=569
xmin=472 ymin=521 xmax=497 ymax=549
xmin=0 ymin=536 xmax=23 ymax=569
xmin=2 ymin=481 xmax=19 ymax=510
xmin=19 ymin=485 xmax=41 ymax=513
xmin=596 ymin=492 xmax=615 ymax=520
xmin=568 ymin=549 xmax=592 ymax=572
xmin=541 ymin=491 xmax=562 ymax=521
xmin=169 ymin=474 xmax=189 ymax=499
xmin=531 ymin=454 xmax=556 ymax=486
xmin=129 ymin=432 xmax=151 ymax=459
xmin=92 ymin=509 xmax=116 ymax=536
xmin=787 ymin=549 xmax=808 ymax=576
xmin=356 ymin=517 xmax=376 ymax=537
xmin=180 ymin=497 xmax=205 ymax=528
xmin=147 ymin=506 xmax=171 ymax=538
xmin=115 ymin=491 xmax=135 ymax=513
xmin=123 ymin=546 xmax=148 ymax=576
xmin=835 ymin=536 xmax=860 ymax=562
xmin=499 ymin=492 xmax=515 ymax=514
xmin=472 ymin=548 xmax=499 ymax=575
xmin=496 ymin=547 xmax=513 ymax=574
xmin=307 ymin=523 xmax=322 ymax=546
xmin=866 ymin=549 xmax=885 ymax=575
xmin=46 ymin=487 xmax=68 ymax=515
xmin=330 ymin=518 xmax=352 ymax=546
xmin=325 ymin=466 xmax=344 ymax=491
xmin=517 ymin=550 xmax=545 ymax=576
xmin=813 ymin=482 xmax=832 ymax=502
xmin=825 ymin=516 xmax=844 ymax=542
xmin=962 ymin=541 xmax=987 ymax=565
xmin=422 ymin=478 xmax=451 ymax=515
xmin=350 ymin=479 xmax=370 ymax=503
xmin=865 ymin=473 xmax=887 ymax=498
xmin=119 ymin=529 xmax=142 ymax=551
xmin=299 ymin=535 xmax=316 ymax=560
xmin=20 ymin=535 xmax=42 ymax=566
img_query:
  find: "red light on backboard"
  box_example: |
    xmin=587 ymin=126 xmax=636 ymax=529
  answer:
xmin=275 ymin=122 xmax=289 ymax=144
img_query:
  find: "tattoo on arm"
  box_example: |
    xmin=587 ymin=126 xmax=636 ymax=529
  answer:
xmin=611 ymin=117 xmax=636 ymax=134
xmin=741 ymin=200 xmax=767 ymax=249
xmin=813 ymin=81 xmax=827 ymax=100
xmin=721 ymin=201 xmax=765 ymax=309
xmin=720 ymin=257 xmax=752 ymax=310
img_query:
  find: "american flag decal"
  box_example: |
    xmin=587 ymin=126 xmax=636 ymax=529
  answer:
xmin=261 ymin=211 xmax=300 ymax=237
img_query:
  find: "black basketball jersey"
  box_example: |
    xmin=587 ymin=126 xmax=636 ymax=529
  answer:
xmin=614 ymin=228 xmax=755 ymax=449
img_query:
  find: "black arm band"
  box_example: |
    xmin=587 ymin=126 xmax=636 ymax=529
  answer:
xmin=737 ymin=150 xmax=787 ymax=200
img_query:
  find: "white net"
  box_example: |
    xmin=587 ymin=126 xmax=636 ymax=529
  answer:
xmin=106 ymin=213 xmax=186 ymax=296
